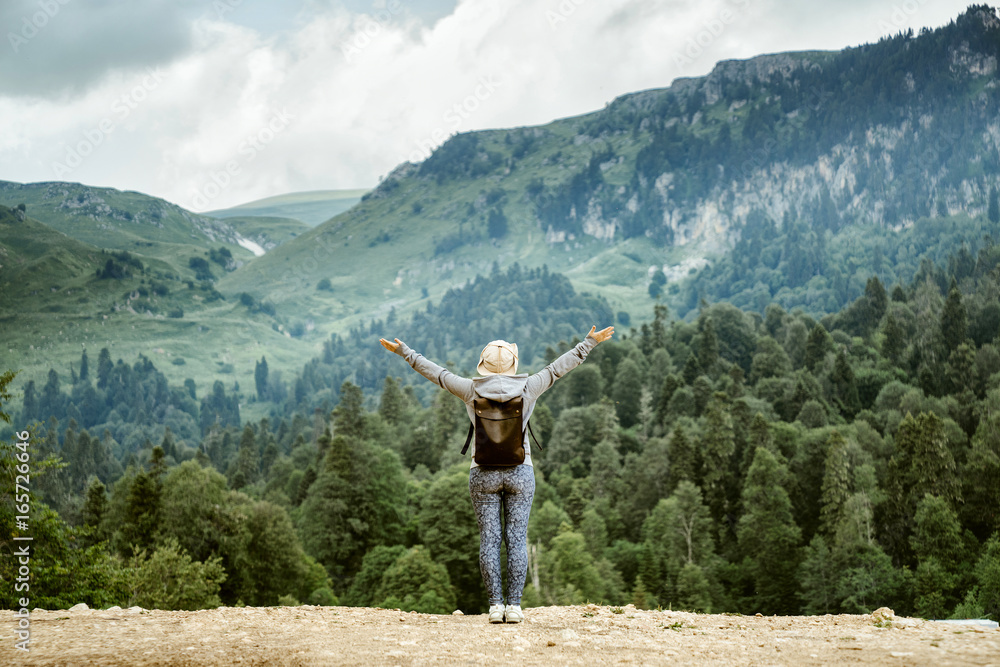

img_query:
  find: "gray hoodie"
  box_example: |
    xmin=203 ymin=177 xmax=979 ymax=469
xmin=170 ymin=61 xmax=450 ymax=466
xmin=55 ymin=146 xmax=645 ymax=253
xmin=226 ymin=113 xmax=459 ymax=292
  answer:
xmin=394 ymin=335 xmax=599 ymax=467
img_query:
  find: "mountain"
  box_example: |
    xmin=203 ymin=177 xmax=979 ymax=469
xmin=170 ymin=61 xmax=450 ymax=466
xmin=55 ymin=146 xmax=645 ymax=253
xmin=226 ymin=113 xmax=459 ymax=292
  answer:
xmin=4 ymin=6 xmax=1000 ymax=410
xmin=204 ymin=189 xmax=369 ymax=227
xmin=0 ymin=180 xmax=266 ymax=272
xmin=227 ymin=6 xmax=1000 ymax=335
xmin=0 ymin=203 xmax=309 ymax=406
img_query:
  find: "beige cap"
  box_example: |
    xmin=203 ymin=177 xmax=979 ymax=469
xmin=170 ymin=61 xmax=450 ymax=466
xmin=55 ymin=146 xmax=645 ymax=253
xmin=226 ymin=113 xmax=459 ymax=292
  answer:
xmin=477 ymin=340 xmax=519 ymax=376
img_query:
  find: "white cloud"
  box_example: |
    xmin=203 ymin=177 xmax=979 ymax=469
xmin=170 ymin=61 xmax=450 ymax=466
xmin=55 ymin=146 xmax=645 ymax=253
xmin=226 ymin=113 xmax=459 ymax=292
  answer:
xmin=0 ymin=0 xmax=976 ymax=211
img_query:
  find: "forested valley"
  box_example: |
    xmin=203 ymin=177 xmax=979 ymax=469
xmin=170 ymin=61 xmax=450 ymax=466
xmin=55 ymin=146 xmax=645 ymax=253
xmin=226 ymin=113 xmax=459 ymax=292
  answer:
xmin=4 ymin=223 xmax=1000 ymax=620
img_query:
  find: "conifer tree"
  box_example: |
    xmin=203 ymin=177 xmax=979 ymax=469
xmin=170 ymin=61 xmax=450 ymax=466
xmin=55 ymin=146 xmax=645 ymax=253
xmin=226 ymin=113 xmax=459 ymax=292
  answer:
xmin=797 ymin=534 xmax=837 ymax=615
xmin=697 ymin=318 xmax=720 ymax=373
xmin=939 ymin=281 xmax=968 ymax=354
xmin=882 ymin=313 xmax=906 ymax=363
xmin=656 ymin=374 xmax=682 ymax=425
xmin=804 ymin=324 xmax=832 ymax=370
xmin=611 ymin=358 xmax=643 ymax=428
xmin=700 ymin=395 xmax=735 ymax=524
xmin=681 ymin=354 xmax=700 ymax=385
xmin=831 ymin=349 xmax=860 ymax=417
xmin=666 ymin=424 xmax=696 ymax=493
xmin=20 ymin=380 xmax=37 ymax=423
xmin=254 ymin=357 xmax=269 ymax=401
xmin=883 ymin=412 xmax=961 ymax=564
xmin=82 ymin=478 xmax=108 ymax=544
xmin=379 ymin=376 xmax=408 ymax=426
xmin=120 ymin=469 xmax=161 ymax=554
xmin=737 ymin=447 xmax=801 ymax=614
xmin=229 ymin=424 xmax=260 ymax=489
xmin=820 ymin=431 xmax=852 ymax=535
xmin=96 ymin=348 xmax=113 ymax=389
xmin=332 ymin=381 xmax=366 ymax=440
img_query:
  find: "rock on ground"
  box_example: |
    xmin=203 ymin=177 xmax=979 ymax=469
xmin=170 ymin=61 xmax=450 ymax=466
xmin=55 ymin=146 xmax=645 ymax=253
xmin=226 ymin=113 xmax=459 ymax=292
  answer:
xmin=3 ymin=604 xmax=998 ymax=666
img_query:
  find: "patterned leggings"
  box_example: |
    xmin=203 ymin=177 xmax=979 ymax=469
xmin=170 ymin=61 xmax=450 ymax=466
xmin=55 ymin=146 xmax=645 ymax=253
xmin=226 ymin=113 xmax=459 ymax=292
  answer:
xmin=468 ymin=465 xmax=535 ymax=606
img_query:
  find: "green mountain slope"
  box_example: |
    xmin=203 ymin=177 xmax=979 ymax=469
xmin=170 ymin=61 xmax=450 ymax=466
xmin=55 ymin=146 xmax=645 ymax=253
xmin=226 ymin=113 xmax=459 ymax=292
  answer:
xmin=205 ymin=189 xmax=369 ymax=226
xmin=0 ymin=180 xmax=263 ymax=273
xmin=0 ymin=205 xmax=315 ymax=403
xmin=227 ymin=6 xmax=1000 ymax=333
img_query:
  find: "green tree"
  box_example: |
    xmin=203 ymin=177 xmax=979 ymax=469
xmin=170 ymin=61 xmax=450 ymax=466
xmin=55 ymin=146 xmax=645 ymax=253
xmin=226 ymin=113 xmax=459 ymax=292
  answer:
xmin=541 ymin=528 xmax=608 ymax=604
xmin=798 ymin=534 xmax=837 ymax=615
xmin=820 ymin=431 xmax=852 ymax=535
xmin=988 ymin=186 xmax=999 ymax=224
xmin=883 ymin=412 xmax=961 ymax=564
xmin=910 ymin=494 xmax=967 ymax=618
xmin=332 ymin=381 xmax=366 ymax=440
xmin=589 ymin=440 xmax=622 ymax=499
xmin=831 ymin=349 xmax=861 ymax=417
xmin=700 ymin=395 xmax=735 ymax=524
xmin=962 ymin=393 xmax=1000 ymax=538
xmin=529 ymin=500 xmax=572 ymax=548
xmin=611 ymin=358 xmax=644 ymax=428
xmin=118 ymin=469 xmax=161 ymax=555
xmin=939 ymin=282 xmax=968 ymax=355
xmin=254 ymin=356 xmax=269 ymax=401
xmin=640 ymin=482 xmax=715 ymax=610
xmin=343 ymin=545 xmax=407 ymax=606
xmin=129 ymin=537 xmax=226 ymax=610
xmin=665 ymin=424 xmax=696 ymax=493
xmin=697 ymin=317 xmax=720 ymax=373
xmin=81 ymin=478 xmax=109 ymax=546
xmin=737 ymin=447 xmax=801 ymax=614
xmin=299 ymin=440 xmax=406 ymax=580
xmin=379 ymin=376 xmax=409 ymax=426
xmin=973 ymin=534 xmax=1000 ymax=620
xmin=750 ymin=336 xmax=792 ymax=384
xmin=882 ymin=313 xmax=906 ymax=364
xmin=228 ymin=424 xmax=259 ymax=489
xmin=237 ymin=500 xmax=329 ymax=606
xmin=804 ymin=324 xmax=832 ymax=371
xmin=375 ymin=545 xmax=457 ymax=614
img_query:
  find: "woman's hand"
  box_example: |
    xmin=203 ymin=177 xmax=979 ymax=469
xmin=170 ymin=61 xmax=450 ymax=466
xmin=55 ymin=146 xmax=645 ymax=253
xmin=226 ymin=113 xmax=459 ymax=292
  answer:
xmin=379 ymin=338 xmax=402 ymax=353
xmin=588 ymin=325 xmax=615 ymax=344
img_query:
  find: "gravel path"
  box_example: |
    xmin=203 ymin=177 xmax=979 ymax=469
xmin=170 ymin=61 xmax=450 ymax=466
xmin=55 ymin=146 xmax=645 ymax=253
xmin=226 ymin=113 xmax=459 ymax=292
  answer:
xmin=3 ymin=604 xmax=998 ymax=665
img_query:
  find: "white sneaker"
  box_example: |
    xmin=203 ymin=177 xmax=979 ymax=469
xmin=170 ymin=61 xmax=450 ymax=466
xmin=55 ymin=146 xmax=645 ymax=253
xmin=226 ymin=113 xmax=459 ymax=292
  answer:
xmin=488 ymin=604 xmax=505 ymax=623
xmin=505 ymin=604 xmax=523 ymax=623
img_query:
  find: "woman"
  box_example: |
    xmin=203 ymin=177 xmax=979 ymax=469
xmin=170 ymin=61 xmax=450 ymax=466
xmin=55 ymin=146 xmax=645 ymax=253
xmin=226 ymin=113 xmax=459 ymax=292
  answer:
xmin=379 ymin=324 xmax=614 ymax=623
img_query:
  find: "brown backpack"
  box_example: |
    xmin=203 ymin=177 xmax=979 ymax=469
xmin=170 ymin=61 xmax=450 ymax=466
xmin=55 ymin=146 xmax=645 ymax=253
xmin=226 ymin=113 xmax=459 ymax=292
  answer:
xmin=461 ymin=395 xmax=540 ymax=466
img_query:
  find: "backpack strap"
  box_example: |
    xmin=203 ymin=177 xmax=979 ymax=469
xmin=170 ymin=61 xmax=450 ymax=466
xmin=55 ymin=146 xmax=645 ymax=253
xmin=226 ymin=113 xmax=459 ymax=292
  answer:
xmin=526 ymin=421 xmax=542 ymax=451
xmin=461 ymin=422 xmax=474 ymax=455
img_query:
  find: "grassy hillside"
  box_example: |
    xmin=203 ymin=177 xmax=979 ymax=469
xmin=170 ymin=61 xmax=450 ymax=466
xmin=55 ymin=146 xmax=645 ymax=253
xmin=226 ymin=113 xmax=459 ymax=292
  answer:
xmin=0 ymin=180 xmax=261 ymax=273
xmin=0 ymin=206 xmax=318 ymax=411
xmin=205 ymin=189 xmax=369 ymax=226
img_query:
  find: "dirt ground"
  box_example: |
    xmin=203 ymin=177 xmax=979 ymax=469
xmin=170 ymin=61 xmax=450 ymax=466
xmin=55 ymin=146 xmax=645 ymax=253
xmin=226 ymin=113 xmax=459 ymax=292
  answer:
xmin=3 ymin=603 xmax=998 ymax=666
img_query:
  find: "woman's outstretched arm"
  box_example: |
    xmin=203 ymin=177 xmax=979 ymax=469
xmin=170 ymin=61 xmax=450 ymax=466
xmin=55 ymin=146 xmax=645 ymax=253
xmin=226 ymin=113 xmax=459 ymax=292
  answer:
xmin=379 ymin=337 xmax=474 ymax=401
xmin=524 ymin=324 xmax=614 ymax=398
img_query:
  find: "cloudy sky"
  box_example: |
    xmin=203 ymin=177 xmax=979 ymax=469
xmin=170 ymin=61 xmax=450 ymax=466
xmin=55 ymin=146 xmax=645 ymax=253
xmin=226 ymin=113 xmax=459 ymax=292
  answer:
xmin=0 ymin=0 xmax=975 ymax=212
